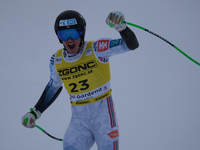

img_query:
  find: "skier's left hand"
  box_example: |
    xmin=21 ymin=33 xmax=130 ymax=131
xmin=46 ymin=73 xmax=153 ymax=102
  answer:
xmin=106 ymin=11 xmax=127 ymax=32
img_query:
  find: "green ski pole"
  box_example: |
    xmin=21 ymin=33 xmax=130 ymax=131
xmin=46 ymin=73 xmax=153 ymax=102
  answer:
xmin=35 ymin=125 xmax=63 ymax=141
xmin=109 ymin=20 xmax=200 ymax=66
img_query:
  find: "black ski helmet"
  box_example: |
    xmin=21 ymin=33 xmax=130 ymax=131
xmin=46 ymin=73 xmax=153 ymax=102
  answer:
xmin=54 ymin=10 xmax=86 ymax=44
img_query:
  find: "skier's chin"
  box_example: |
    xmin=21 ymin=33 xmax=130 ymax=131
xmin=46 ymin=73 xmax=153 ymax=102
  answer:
xmin=67 ymin=48 xmax=79 ymax=55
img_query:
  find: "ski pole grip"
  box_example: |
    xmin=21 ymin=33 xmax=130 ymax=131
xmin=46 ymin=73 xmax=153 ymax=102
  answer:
xmin=109 ymin=20 xmax=126 ymax=28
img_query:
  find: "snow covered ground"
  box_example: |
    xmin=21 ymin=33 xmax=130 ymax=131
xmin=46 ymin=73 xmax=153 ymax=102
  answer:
xmin=1 ymin=0 xmax=200 ymax=150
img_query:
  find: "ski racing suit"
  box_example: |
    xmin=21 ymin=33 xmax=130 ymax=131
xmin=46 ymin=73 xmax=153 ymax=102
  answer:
xmin=34 ymin=27 xmax=139 ymax=150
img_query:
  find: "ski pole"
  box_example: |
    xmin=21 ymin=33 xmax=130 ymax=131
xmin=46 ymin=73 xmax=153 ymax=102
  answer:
xmin=24 ymin=117 xmax=63 ymax=141
xmin=109 ymin=20 xmax=200 ymax=66
xmin=35 ymin=125 xmax=63 ymax=141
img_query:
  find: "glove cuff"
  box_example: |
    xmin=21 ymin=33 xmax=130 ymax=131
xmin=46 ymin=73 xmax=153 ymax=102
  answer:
xmin=116 ymin=24 xmax=126 ymax=32
xmin=30 ymin=107 xmax=41 ymax=120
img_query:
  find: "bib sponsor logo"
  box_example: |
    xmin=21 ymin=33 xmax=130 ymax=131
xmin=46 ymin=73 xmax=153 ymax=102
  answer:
xmin=59 ymin=18 xmax=77 ymax=26
xmin=57 ymin=60 xmax=97 ymax=76
xmin=56 ymin=57 xmax=62 ymax=64
xmin=76 ymin=87 xmax=102 ymax=100
xmin=98 ymin=40 xmax=109 ymax=52
xmin=85 ymin=48 xmax=92 ymax=56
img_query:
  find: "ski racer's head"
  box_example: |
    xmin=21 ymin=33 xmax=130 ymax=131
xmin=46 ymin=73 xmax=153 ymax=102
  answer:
xmin=54 ymin=10 xmax=86 ymax=55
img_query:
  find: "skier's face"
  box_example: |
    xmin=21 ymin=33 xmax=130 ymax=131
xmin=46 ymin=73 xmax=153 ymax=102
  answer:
xmin=57 ymin=28 xmax=83 ymax=55
xmin=62 ymin=37 xmax=82 ymax=55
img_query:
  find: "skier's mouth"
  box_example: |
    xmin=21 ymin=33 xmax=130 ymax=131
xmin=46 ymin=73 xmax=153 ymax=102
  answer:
xmin=68 ymin=44 xmax=75 ymax=49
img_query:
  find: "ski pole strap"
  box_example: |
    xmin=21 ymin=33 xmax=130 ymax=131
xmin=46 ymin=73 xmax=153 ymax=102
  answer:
xmin=30 ymin=108 xmax=37 ymax=120
xmin=70 ymin=89 xmax=112 ymax=106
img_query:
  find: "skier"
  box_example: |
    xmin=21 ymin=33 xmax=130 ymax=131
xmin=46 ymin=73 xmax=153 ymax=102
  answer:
xmin=21 ymin=10 xmax=139 ymax=150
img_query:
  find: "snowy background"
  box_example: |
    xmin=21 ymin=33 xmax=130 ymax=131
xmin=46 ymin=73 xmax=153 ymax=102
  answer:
xmin=1 ymin=0 xmax=200 ymax=150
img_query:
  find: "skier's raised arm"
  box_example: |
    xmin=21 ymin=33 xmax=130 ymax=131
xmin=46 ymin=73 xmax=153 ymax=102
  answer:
xmin=106 ymin=11 xmax=139 ymax=50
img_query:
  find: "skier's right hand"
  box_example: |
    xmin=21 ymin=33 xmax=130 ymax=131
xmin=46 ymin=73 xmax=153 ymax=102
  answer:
xmin=21 ymin=107 xmax=41 ymax=128
xmin=106 ymin=11 xmax=127 ymax=32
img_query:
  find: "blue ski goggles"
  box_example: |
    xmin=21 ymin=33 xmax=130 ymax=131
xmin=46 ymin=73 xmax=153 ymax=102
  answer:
xmin=57 ymin=28 xmax=82 ymax=41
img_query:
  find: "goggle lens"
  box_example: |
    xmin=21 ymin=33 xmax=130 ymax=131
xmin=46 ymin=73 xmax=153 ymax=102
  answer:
xmin=57 ymin=29 xmax=81 ymax=41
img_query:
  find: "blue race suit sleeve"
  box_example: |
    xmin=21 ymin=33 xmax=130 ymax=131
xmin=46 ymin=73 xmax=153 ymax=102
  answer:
xmin=35 ymin=53 xmax=63 ymax=113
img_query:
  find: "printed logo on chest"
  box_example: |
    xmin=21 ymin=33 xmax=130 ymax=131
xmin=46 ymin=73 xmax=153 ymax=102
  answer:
xmin=57 ymin=60 xmax=97 ymax=76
